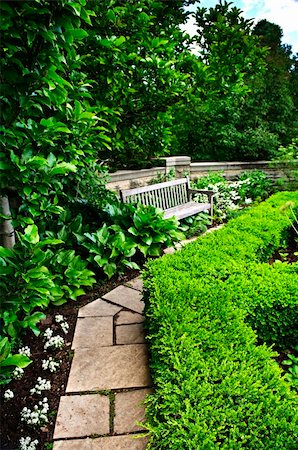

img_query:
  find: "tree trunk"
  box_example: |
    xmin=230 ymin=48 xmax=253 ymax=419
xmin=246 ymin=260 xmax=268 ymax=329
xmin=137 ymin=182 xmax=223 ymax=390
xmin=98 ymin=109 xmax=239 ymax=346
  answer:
xmin=1 ymin=195 xmax=15 ymax=248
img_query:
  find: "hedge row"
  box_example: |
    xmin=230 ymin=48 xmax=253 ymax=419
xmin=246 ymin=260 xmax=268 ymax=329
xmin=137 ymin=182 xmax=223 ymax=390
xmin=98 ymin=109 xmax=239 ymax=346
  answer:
xmin=143 ymin=191 xmax=298 ymax=449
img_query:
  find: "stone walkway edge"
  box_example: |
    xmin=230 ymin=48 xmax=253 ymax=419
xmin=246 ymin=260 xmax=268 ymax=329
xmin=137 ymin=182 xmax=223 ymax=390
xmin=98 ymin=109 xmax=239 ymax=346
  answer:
xmin=53 ymin=277 xmax=152 ymax=450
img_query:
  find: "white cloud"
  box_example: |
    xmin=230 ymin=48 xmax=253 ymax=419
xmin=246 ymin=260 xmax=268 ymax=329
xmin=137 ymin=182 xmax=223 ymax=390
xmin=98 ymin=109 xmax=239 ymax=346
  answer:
xmin=241 ymin=0 xmax=298 ymax=52
xmin=183 ymin=1 xmax=298 ymax=53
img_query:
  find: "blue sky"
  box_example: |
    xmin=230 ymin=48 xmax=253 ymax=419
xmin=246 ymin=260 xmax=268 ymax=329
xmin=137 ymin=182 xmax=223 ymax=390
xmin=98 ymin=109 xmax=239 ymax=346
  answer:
xmin=183 ymin=0 xmax=298 ymax=53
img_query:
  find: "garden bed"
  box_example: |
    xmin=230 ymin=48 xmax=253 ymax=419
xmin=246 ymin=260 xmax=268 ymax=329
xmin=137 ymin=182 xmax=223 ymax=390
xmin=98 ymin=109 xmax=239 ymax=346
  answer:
xmin=143 ymin=191 xmax=298 ymax=449
xmin=1 ymin=270 xmax=138 ymax=450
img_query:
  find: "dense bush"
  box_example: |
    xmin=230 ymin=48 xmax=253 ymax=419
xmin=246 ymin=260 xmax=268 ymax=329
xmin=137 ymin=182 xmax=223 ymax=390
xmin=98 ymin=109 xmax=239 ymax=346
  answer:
xmin=143 ymin=191 xmax=298 ymax=449
xmin=192 ymin=169 xmax=273 ymax=221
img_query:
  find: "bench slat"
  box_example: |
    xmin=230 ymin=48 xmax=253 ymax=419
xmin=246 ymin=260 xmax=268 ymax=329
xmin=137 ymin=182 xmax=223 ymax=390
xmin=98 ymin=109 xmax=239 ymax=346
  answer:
xmin=163 ymin=202 xmax=211 ymax=220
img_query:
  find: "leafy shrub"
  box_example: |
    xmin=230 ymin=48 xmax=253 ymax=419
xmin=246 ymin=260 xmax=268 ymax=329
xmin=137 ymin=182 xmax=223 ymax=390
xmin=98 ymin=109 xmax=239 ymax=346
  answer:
xmin=192 ymin=170 xmax=273 ymax=221
xmin=82 ymin=224 xmax=138 ymax=279
xmin=103 ymin=202 xmax=185 ymax=257
xmin=272 ymin=138 xmax=298 ymax=190
xmin=237 ymin=169 xmax=273 ymax=201
xmin=149 ymin=168 xmax=176 ymax=185
xmin=0 ymin=225 xmax=95 ymax=339
xmin=143 ymin=191 xmax=298 ymax=449
xmin=180 ymin=212 xmax=211 ymax=238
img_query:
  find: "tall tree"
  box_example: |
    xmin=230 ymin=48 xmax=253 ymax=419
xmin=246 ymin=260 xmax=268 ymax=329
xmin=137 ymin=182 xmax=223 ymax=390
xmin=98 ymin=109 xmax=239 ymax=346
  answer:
xmin=80 ymin=0 xmax=195 ymax=168
xmin=252 ymin=19 xmax=298 ymax=145
xmin=171 ymin=0 xmax=270 ymax=161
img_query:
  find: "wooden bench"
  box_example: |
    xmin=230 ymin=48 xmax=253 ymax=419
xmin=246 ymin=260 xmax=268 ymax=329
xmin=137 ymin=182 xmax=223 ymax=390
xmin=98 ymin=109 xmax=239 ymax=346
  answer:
xmin=120 ymin=178 xmax=215 ymax=221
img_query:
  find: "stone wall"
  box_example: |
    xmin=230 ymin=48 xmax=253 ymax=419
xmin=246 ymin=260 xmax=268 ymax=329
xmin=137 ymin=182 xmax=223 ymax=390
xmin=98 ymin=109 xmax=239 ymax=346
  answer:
xmin=107 ymin=157 xmax=283 ymax=193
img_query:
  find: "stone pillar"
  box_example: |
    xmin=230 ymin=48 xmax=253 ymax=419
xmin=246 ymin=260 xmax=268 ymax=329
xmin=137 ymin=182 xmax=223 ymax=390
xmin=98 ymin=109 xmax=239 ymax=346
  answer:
xmin=162 ymin=156 xmax=191 ymax=178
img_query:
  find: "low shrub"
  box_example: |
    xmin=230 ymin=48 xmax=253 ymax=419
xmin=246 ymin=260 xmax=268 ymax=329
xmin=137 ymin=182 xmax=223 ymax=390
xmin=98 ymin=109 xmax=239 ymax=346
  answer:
xmin=192 ymin=169 xmax=273 ymax=221
xmin=143 ymin=191 xmax=298 ymax=449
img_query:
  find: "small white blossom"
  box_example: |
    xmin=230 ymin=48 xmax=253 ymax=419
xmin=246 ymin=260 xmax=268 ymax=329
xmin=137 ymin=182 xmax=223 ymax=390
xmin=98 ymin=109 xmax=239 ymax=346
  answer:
xmin=4 ymin=389 xmax=14 ymax=400
xmin=42 ymin=357 xmax=60 ymax=373
xmin=55 ymin=314 xmax=69 ymax=334
xmin=21 ymin=397 xmax=49 ymax=426
xmin=44 ymin=335 xmax=64 ymax=350
xmin=13 ymin=366 xmax=24 ymax=380
xmin=60 ymin=321 xmax=69 ymax=334
xmin=30 ymin=377 xmax=51 ymax=395
xmin=55 ymin=314 xmax=64 ymax=323
xmin=18 ymin=346 xmax=31 ymax=357
xmin=19 ymin=436 xmax=39 ymax=450
xmin=43 ymin=328 xmax=53 ymax=340
xmin=245 ymin=198 xmax=253 ymax=204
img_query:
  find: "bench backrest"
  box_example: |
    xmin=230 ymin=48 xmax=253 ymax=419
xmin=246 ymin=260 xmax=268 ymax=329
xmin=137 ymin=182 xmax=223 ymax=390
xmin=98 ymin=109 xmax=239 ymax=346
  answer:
xmin=120 ymin=178 xmax=190 ymax=210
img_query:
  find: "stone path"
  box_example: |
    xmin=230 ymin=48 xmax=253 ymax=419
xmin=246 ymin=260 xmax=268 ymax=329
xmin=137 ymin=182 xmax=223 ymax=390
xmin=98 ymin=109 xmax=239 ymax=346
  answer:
xmin=53 ymin=231 xmax=221 ymax=450
xmin=53 ymin=277 xmax=151 ymax=450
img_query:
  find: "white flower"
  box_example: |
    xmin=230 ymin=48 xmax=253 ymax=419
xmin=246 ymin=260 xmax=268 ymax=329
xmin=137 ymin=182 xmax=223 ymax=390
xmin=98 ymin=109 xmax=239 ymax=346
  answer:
xmin=18 ymin=346 xmax=31 ymax=357
xmin=55 ymin=314 xmax=64 ymax=323
xmin=13 ymin=367 xmax=24 ymax=380
xmin=43 ymin=328 xmax=53 ymax=340
xmin=60 ymin=321 xmax=69 ymax=334
xmin=4 ymin=389 xmax=14 ymax=400
xmin=42 ymin=357 xmax=60 ymax=373
xmin=19 ymin=436 xmax=39 ymax=450
xmin=44 ymin=335 xmax=64 ymax=350
xmin=30 ymin=377 xmax=51 ymax=395
xmin=21 ymin=397 xmax=49 ymax=426
xmin=245 ymin=198 xmax=252 ymax=204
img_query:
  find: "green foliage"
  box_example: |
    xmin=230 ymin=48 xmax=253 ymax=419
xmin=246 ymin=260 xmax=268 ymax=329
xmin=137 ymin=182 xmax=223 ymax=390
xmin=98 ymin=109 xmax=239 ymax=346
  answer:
xmin=0 ymin=337 xmax=31 ymax=385
xmin=82 ymin=224 xmax=138 ymax=279
xmin=149 ymin=168 xmax=176 ymax=185
xmin=127 ymin=204 xmax=184 ymax=257
xmin=82 ymin=202 xmax=185 ymax=278
xmin=272 ymin=138 xmax=298 ymax=190
xmin=180 ymin=212 xmax=211 ymax=238
xmin=282 ymin=347 xmax=298 ymax=390
xmin=192 ymin=171 xmax=226 ymax=188
xmin=171 ymin=3 xmax=298 ymax=161
xmin=143 ymin=191 xmax=298 ymax=448
xmin=237 ymin=170 xmax=273 ymax=201
xmin=192 ymin=170 xmax=273 ymax=221
xmin=0 ymin=225 xmax=95 ymax=338
xmin=252 ymin=20 xmax=298 ymax=143
xmin=79 ymin=0 xmax=193 ymax=168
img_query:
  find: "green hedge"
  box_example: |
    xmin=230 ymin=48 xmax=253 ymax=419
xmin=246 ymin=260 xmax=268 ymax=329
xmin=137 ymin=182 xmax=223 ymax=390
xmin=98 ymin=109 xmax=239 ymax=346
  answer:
xmin=143 ymin=191 xmax=298 ymax=449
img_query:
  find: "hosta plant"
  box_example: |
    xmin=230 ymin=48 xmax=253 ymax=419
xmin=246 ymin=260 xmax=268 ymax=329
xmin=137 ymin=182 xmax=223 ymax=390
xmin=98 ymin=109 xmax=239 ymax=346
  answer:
xmin=82 ymin=224 xmax=138 ymax=279
xmin=127 ymin=204 xmax=185 ymax=257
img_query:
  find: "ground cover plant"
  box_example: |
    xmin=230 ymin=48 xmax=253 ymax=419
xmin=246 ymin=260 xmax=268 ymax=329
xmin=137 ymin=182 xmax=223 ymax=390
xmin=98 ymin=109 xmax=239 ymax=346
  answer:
xmin=143 ymin=191 xmax=298 ymax=449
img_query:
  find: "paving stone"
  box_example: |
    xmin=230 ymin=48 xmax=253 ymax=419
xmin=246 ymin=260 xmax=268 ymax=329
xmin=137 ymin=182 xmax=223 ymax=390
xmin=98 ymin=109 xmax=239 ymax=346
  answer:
xmin=163 ymin=246 xmax=176 ymax=254
xmin=125 ymin=277 xmax=143 ymax=291
xmin=92 ymin=435 xmax=149 ymax=450
xmin=116 ymin=324 xmax=145 ymax=345
xmin=78 ymin=298 xmax=122 ymax=318
xmin=103 ymin=286 xmax=144 ymax=314
xmin=115 ymin=310 xmax=144 ymax=325
xmin=54 ymin=394 xmax=110 ymax=439
xmin=54 ymin=439 xmax=92 ymax=450
xmin=72 ymin=317 xmax=113 ymax=349
xmin=67 ymin=344 xmax=151 ymax=392
xmin=114 ymin=388 xmax=152 ymax=434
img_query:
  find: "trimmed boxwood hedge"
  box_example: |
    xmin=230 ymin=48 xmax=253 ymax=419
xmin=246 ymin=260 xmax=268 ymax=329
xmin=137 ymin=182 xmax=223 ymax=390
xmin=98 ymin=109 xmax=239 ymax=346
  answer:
xmin=143 ymin=191 xmax=298 ymax=449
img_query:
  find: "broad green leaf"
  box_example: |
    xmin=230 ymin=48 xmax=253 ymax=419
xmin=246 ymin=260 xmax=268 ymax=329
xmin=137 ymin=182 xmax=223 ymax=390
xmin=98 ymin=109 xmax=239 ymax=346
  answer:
xmin=23 ymin=224 xmax=39 ymax=244
xmin=1 ymin=354 xmax=31 ymax=368
xmin=0 ymin=247 xmax=14 ymax=258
